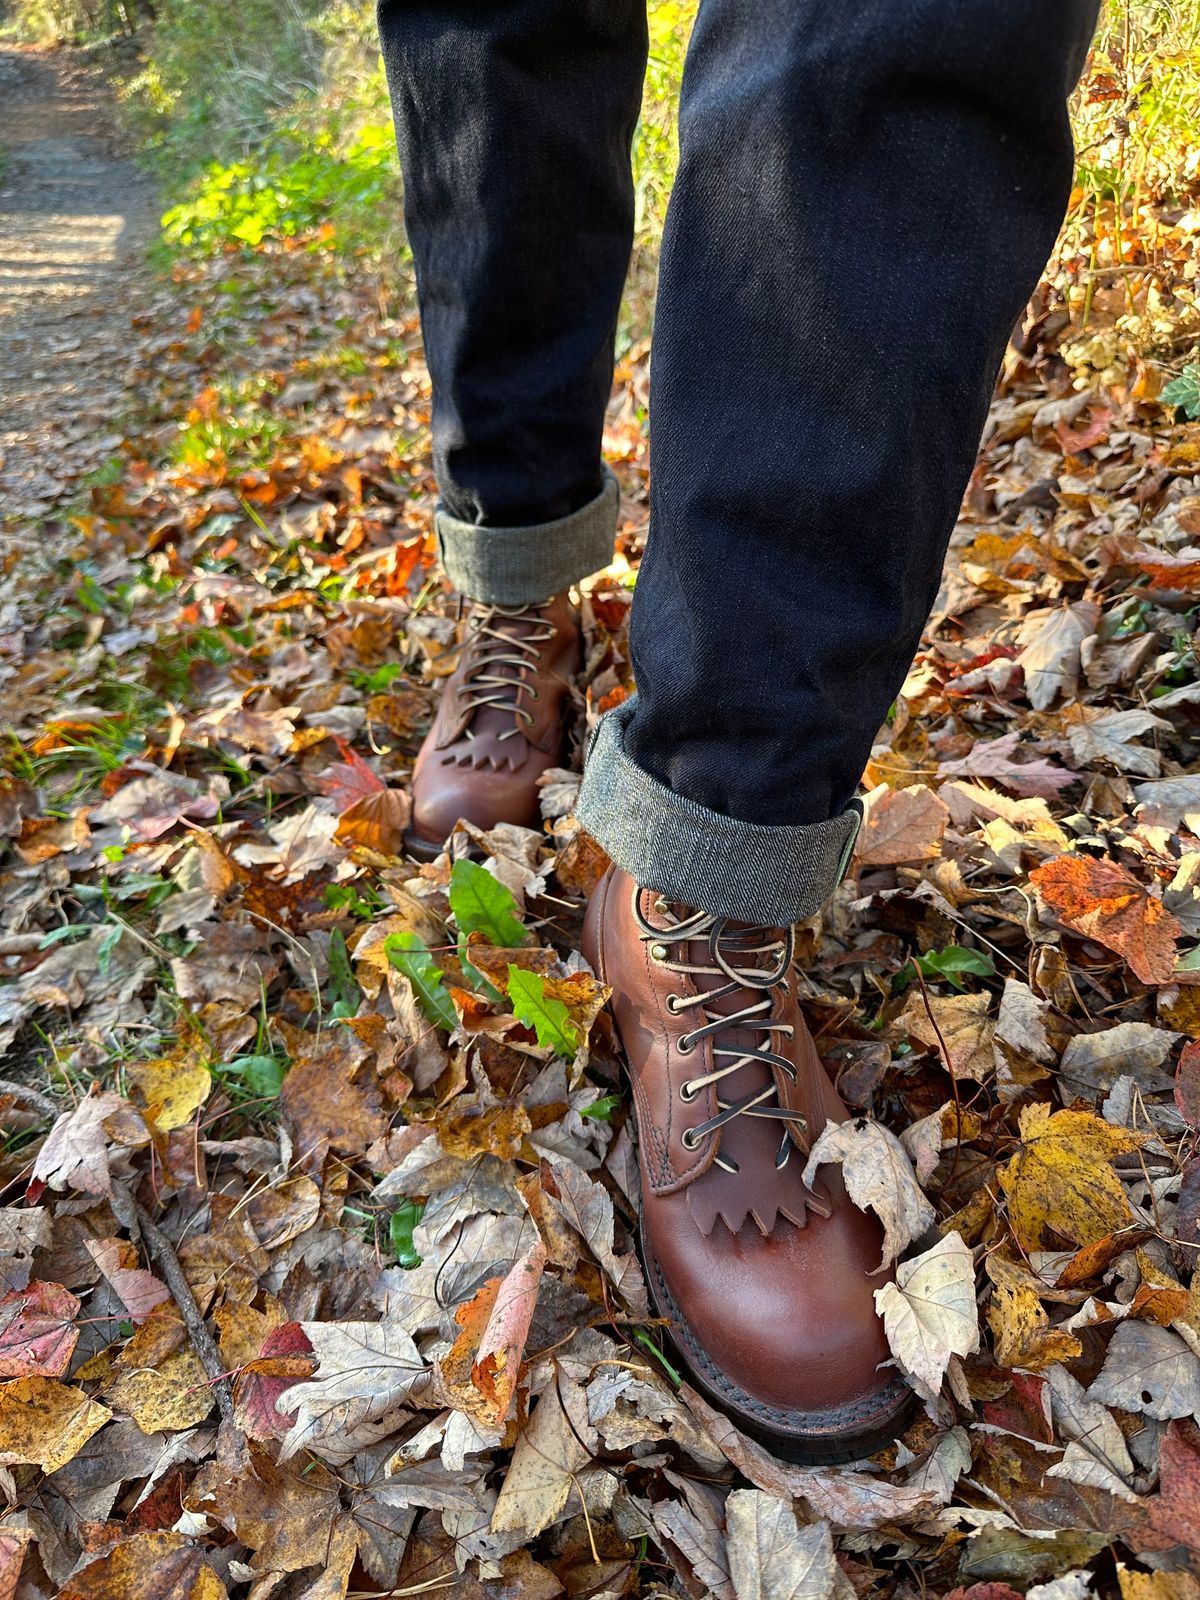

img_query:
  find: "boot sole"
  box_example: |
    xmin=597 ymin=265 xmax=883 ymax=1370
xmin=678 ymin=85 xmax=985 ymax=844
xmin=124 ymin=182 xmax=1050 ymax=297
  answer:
xmin=639 ymin=1218 xmax=915 ymax=1465
xmin=403 ymin=831 xmax=445 ymax=863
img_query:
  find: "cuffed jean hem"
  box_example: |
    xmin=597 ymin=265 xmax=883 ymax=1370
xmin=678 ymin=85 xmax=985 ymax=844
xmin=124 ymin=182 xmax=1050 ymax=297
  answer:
xmin=435 ymin=469 xmax=619 ymax=606
xmin=576 ymin=695 xmax=863 ymax=926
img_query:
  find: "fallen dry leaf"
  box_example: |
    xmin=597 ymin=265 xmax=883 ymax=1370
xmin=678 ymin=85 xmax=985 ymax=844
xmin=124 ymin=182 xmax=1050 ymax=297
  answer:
xmin=999 ymin=1104 xmax=1145 ymax=1250
xmin=724 ymin=1490 xmax=837 ymax=1600
xmin=803 ymin=1118 xmax=935 ymax=1269
xmin=0 ymin=1377 xmax=112 ymax=1472
xmin=875 ymin=1232 xmax=980 ymax=1395
xmin=1031 ymin=854 xmax=1181 ymax=986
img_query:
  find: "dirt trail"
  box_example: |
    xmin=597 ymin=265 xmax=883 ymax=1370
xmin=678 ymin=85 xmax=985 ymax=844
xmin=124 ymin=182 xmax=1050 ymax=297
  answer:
xmin=0 ymin=43 xmax=155 ymax=516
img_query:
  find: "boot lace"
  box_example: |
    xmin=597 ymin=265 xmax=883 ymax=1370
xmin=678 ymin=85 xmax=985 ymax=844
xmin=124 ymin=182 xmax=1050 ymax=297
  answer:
xmin=458 ymin=603 xmax=556 ymax=741
xmin=633 ymin=890 xmax=804 ymax=1176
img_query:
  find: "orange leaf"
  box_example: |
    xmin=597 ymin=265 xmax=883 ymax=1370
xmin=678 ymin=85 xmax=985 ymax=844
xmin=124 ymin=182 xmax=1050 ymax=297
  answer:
xmin=1030 ymin=854 xmax=1181 ymax=986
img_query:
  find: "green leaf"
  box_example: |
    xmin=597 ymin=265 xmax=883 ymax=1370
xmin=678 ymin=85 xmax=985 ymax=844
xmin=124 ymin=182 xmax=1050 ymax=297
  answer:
xmin=580 ymin=1094 xmax=621 ymax=1122
xmin=1162 ymin=364 xmax=1200 ymax=420
xmin=449 ymin=859 xmax=527 ymax=947
xmin=506 ymin=966 xmax=580 ymax=1058
xmin=327 ymin=928 xmax=361 ymax=1017
xmin=221 ymin=1054 xmax=286 ymax=1098
xmin=911 ymin=945 xmax=996 ymax=992
xmin=37 ymin=925 xmax=92 ymax=949
xmin=96 ymin=923 xmax=122 ymax=978
xmin=389 ymin=1199 xmax=425 ymax=1269
xmin=384 ymin=931 xmax=458 ymax=1032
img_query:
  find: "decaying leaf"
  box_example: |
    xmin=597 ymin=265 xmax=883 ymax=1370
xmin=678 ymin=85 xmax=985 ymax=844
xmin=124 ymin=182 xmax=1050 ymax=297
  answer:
xmin=988 ymin=1283 xmax=1083 ymax=1371
xmin=802 ymin=1118 xmax=935 ymax=1269
xmin=491 ymin=1370 xmax=594 ymax=1538
xmin=1087 ymin=1321 xmax=1200 ymax=1422
xmin=856 ymin=784 xmax=950 ymax=867
xmin=724 ymin=1491 xmax=837 ymax=1600
xmin=276 ymin=1322 xmax=426 ymax=1460
xmin=1031 ymin=854 xmax=1181 ymax=986
xmin=875 ymin=1232 xmax=980 ymax=1394
xmin=999 ymin=1103 xmax=1145 ymax=1250
xmin=0 ymin=1378 xmax=112 ymax=1472
xmin=56 ymin=1531 xmax=228 ymax=1600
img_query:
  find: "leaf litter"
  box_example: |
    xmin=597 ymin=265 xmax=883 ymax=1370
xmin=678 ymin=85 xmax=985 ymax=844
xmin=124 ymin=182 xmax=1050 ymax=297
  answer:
xmin=1 ymin=65 xmax=1200 ymax=1600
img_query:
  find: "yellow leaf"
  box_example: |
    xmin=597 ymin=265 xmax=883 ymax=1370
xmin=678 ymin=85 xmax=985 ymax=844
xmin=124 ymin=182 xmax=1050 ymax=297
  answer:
xmin=999 ymin=1103 xmax=1144 ymax=1251
xmin=988 ymin=1283 xmax=1082 ymax=1371
xmin=0 ymin=1377 xmax=112 ymax=1472
xmin=57 ymin=1531 xmax=228 ymax=1600
xmin=127 ymin=1050 xmax=211 ymax=1133
xmin=106 ymin=1349 xmax=214 ymax=1433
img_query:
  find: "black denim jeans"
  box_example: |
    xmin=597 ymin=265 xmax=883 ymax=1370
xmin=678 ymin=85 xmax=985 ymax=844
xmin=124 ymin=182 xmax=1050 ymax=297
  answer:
xmin=377 ymin=0 xmax=1099 ymax=925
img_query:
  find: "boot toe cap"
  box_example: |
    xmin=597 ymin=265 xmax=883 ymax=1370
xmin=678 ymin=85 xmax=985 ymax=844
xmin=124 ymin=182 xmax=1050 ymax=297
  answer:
xmin=646 ymin=1206 xmax=898 ymax=1421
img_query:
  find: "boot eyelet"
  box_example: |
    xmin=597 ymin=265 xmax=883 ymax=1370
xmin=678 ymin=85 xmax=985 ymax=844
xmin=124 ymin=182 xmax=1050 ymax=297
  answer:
xmin=649 ymin=942 xmax=668 ymax=962
xmin=676 ymin=1035 xmax=695 ymax=1056
xmin=679 ymin=1080 xmax=698 ymax=1103
xmin=680 ymin=1127 xmax=701 ymax=1151
xmin=665 ymin=993 xmax=682 ymax=1013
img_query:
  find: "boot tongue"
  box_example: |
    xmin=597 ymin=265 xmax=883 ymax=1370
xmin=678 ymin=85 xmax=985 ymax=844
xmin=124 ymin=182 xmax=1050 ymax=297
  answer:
xmin=456 ymin=604 xmax=550 ymax=756
xmin=656 ymin=903 xmax=822 ymax=1237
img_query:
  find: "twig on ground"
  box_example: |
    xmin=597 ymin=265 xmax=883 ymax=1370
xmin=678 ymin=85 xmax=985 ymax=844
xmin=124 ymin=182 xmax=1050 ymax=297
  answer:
xmin=132 ymin=1198 xmax=236 ymax=1424
xmin=0 ymin=1079 xmax=58 ymax=1120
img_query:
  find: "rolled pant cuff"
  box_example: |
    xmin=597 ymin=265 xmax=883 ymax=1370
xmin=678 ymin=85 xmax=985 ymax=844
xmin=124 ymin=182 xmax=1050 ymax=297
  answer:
xmin=435 ymin=470 xmax=619 ymax=606
xmin=576 ymin=695 xmax=863 ymax=926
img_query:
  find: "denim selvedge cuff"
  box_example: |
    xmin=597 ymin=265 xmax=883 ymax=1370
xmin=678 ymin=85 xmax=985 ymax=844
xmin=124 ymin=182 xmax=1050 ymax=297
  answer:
xmin=435 ymin=470 xmax=619 ymax=606
xmin=576 ymin=695 xmax=863 ymax=927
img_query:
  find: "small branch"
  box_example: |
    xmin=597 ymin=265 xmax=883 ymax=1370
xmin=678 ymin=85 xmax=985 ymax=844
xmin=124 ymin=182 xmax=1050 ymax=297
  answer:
xmin=914 ymin=965 xmax=965 ymax=1183
xmin=132 ymin=1200 xmax=235 ymax=1423
xmin=0 ymin=1079 xmax=58 ymax=1120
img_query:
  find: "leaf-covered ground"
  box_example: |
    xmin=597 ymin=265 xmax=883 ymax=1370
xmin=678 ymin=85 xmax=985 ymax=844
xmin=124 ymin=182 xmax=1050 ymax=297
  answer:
xmin=3 ymin=71 xmax=1200 ymax=1600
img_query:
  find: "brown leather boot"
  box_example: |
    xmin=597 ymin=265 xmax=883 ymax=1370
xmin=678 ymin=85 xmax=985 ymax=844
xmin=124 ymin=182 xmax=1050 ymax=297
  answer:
xmin=406 ymin=593 xmax=581 ymax=858
xmin=583 ymin=866 xmax=913 ymax=1462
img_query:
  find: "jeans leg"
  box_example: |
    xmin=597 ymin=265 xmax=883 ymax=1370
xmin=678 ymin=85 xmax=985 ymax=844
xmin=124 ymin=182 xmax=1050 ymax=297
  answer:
xmin=377 ymin=0 xmax=647 ymax=602
xmin=578 ymin=0 xmax=1099 ymax=925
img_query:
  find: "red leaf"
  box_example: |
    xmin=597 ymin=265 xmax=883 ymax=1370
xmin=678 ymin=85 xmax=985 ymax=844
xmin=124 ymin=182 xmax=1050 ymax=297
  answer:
xmin=315 ymin=736 xmax=385 ymax=811
xmin=0 ymin=1280 xmax=80 ymax=1378
xmin=233 ymin=1322 xmax=316 ymax=1439
xmin=1030 ymin=854 xmax=1181 ymax=986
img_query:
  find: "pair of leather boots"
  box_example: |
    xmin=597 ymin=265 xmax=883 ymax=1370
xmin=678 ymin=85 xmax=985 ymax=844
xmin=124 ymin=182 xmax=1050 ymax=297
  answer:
xmin=408 ymin=594 xmax=911 ymax=1461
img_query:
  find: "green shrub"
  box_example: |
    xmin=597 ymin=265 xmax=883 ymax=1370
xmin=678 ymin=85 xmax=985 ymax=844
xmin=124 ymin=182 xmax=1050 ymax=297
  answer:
xmin=160 ymin=122 xmax=398 ymax=252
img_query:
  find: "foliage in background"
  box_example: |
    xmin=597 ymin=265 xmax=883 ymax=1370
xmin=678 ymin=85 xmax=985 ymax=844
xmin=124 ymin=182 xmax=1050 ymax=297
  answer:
xmin=9 ymin=0 xmax=1200 ymax=363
